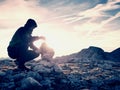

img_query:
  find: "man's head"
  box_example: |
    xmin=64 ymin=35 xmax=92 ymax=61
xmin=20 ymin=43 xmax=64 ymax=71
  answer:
xmin=25 ymin=18 xmax=37 ymax=28
xmin=25 ymin=18 xmax=37 ymax=34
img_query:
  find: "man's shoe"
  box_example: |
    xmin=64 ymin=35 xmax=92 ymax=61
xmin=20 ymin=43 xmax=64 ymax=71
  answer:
xmin=14 ymin=60 xmax=19 ymax=65
xmin=18 ymin=65 xmax=30 ymax=71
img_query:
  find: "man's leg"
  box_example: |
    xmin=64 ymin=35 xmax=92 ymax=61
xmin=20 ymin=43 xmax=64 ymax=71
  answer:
xmin=17 ymin=50 xmax=39 ymax=70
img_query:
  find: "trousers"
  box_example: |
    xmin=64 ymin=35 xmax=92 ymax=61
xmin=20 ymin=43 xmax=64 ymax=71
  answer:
xmin=7 ymin=45 xmax=39 ymax=65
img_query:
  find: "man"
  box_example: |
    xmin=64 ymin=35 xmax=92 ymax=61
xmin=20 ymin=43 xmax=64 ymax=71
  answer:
xmin=7 ymin=19 xmax=45 ymax=70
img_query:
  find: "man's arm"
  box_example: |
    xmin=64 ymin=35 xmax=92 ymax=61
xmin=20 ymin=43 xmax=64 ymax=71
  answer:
xmin=29 ymin=36 xmax=46 ymax=50
xmin=29 ymin=42 xmax=38 ymax=50
xmin=31 ymin=36 xmax=46 ymax=42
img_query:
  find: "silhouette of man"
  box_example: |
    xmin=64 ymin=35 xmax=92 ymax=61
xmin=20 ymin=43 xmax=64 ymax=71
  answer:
xmin=7 ymin=19 xmax=45 ymax=70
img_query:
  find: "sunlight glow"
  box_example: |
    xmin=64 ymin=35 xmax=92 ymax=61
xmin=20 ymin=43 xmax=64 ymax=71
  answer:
xmin=32 ymin=23 xmax=81 ymax=56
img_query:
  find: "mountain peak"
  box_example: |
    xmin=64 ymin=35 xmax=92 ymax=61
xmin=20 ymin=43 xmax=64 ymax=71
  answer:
xmin=76 ymin=46 xmax=106 ymax=60
xmin=111 ymin=47 xmax=120 ymax=54
xmin=110 ymin=47 xmax=120 ymax=61
xmin=88 ymin=46 xmax=104 ymax=52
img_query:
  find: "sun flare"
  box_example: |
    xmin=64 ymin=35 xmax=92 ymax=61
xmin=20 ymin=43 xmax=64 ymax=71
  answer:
xmin=32 ymin=24 xmax=80 ymax=56
xmin=33 ymin=35 xmax=64 ymax=57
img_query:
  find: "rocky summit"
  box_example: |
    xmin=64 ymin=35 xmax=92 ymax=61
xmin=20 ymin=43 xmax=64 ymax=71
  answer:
xmin=0 ymin=46 xmax=120 ymax=90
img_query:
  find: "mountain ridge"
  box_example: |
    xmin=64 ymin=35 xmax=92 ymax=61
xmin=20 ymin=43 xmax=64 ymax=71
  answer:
xmin=54 ymin=46 xmax=120 ymax=63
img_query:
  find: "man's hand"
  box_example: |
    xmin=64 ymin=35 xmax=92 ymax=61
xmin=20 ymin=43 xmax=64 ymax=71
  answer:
xmin=32 ymin=36 xmax=40 ymax=41
xmin=39 ymin=36 xmax=46 ymax=40
xmin=31 ymin=36 xmax=46 ymax=42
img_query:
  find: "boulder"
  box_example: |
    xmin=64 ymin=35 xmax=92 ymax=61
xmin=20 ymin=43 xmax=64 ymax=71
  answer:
xmin=0 ymin=71 xmax=6 ymax=77
xmin=27 ymin=71 xmax=42 ymax=81
xmin=21 ymin=77 xmax=42 ymax=90
xmin=32 ymin=60 xmax=62 ymax=73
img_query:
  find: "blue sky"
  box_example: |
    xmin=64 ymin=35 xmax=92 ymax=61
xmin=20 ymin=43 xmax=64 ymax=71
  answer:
xmin=0 ymin=0 xmax=120 ymax=58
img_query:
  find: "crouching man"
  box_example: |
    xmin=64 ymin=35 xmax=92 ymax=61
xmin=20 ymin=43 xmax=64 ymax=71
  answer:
xmin=7 ymin=19 xmax=45 ymax=70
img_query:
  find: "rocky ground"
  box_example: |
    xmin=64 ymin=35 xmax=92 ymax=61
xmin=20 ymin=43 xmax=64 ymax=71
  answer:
xmin=0 ymin=58 xmax=120 ymax=90
xmin=0 ymin=46 xmax=120 ymax=90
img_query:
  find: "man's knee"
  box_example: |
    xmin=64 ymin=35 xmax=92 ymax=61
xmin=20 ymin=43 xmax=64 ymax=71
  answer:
xmin=34 ymin=52 xmax=39 ymax=58
xmin=17 ymin=50 xmax=39 ymax=63
xmin=27 ymin=50 xmax=40 ymax=60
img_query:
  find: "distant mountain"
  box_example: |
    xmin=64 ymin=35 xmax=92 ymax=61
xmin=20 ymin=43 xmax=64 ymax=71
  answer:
xmin=54 ymin=46 xmax=120 ymax=63
xmin=76 ymin=46 xmax=107 ymax=60
xmin=54 ymin=53 xmax=77 ymax=64
xmin=111 ymin=48 xmax=120 ymax=55
xmin=110 ymin=47 xmax=120 ymax=61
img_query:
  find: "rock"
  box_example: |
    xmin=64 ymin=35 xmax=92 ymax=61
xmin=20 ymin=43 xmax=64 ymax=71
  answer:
xmin=27 ymin=71 xmax=42 ymax=82
xmin=115 ymin=85 xmax=120 ymax=90
xmin=98 ymin=62 xmax=112 ymax=70
xmin=66 ymin=74 xmax=82 ymax=89
xmin=0 ymin=59 xmax=13 ymax=65
xmin=21 ymin=77 xmax=42 ymax=90
xmin=40 ymin=78 xmax=52 ymax=89
xmin=33 ymin=64 xmax=52 ymax=73
xmin=12 ymin=73 xmax=26 ymax=82
xmin=104 ymin=77 xmax=120 ymax=86
xmin=0 ymin=71 xmax=6 ymax=77
xmin=32 ymin=60 xmax=62 ymax=73
xmin=6 ymin=82 xmax=15 ymax=90
xmin=90 ymin=78 xmax=104 ymax=87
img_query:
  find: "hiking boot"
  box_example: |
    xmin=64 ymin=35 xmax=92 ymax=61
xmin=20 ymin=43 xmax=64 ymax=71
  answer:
xmin=14 ymin=60 xmax=19 ymax=65
xmin=18 ymin=65 xmax=30 ymax=71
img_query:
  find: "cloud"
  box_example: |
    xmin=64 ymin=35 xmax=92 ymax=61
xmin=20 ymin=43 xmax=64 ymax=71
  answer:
xmin=1 ymin=0 xmax=119 ymax=31
xmin=60 ymin=0 xmax=120 ymax=36
xmin=103 ymin=16 xmax=120 ymax=30
xmin=0 ymin=0 xmax=49 ymax=29
xmin=0 ymin=0 xmax=5 ymax=4
xmin=38 ymin=0 xmax=102 ymax=18
xmin=64 ymin=0 xmax=120 ymax=24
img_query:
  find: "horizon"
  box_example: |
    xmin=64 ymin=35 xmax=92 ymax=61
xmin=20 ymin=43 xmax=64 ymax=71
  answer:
xmin=0 ymin=0 xmax=120 ymax=58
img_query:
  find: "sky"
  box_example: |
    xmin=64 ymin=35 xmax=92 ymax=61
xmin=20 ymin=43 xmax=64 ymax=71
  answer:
xmin=0 ymin=0 xmax=120 ymax=58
